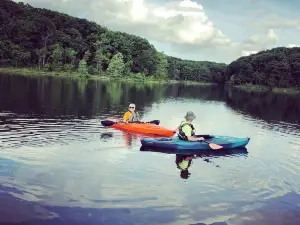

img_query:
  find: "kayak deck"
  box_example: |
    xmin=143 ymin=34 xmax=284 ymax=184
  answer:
xmin=111 ymin=122 xmax=175 ymax=137
xmin=140 ymin=135 xmax=250 ymax=150
xmin=101 ymin=118 xmax=175 ymax=137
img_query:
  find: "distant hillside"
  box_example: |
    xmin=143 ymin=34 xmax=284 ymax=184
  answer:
xmin=0 ymin=0 xmax=226 ymax=83
xmin=225 ymin=47 xmax=300 ymax=88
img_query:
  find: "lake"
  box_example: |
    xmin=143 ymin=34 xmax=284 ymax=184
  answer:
xmin=0 ymin=73 xmax=300 ymax=225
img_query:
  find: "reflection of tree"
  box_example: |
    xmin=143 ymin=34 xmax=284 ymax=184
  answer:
xmin=106 ymin=82 xmax=122 ymax=105
xmin=76 ymin=78 xmax=88 ymax=99
xmin=225 ymin=86 xmax=300 ymax=124
xmin=0 ymin=74 xmax=229 ymax=119
xmin=1 ymin=74 xmax=299 ymax=129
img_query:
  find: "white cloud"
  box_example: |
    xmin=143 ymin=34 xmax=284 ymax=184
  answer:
xmin=238 ymin=29 xmax=279 ymax=58
xmin=179 ymin=0 xmax=202 ymax=9
xmin=242 ymin=50 xmax=258 ymax=56
xmin=104 ymin=0 xmax=230 ymax=47
xmin=267 ymin=29 xmax=278 ymax=41
xmin=18 ymin=0 xmax=231 ymax=50
xmin=287 ymin=44 xmax=300 ymax=48
xmin=15 ymin=0 xmax=287 ymax=62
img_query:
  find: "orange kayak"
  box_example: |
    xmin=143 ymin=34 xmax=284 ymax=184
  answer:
xmin=101 ymin=118 xmax=176 ymax=137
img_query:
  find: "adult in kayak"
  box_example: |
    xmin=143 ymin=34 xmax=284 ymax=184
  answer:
xmin=123 ymin=103 xmax=140 ymax=123
xmin=176 ymin=111 xmax=205 ymax=141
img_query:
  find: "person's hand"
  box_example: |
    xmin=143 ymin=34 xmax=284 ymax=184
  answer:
xmin=198 ymin=137 xmax=205 ymax=141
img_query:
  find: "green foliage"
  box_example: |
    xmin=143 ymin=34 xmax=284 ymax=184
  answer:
xmin=51 ymin=43 xmax=63 ymax=69
xmin=226 ymin=47 xmax=300 ymax=88
xmin=0 ymin=0 xmax=227 ymax=83
xmin=107 ymin=52 xmax=125 ymax=77
xmin=154 ymin=52 xmax=168 ymax=79
xmin=3 ymin=0 xmax=300 ymax=88
xmin=78 ymin=59 xmax=88 ymax=74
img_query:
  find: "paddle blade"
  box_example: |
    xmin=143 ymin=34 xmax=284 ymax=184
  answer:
xmin=101 ymin=120 xmax=116 ymax=127
xmin=148 ymin=120 xmax=160 ymax=125
xmin=208 ymin=142 xmax=223 ymax=150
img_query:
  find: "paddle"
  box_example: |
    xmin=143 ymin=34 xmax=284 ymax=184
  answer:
xmin=176 ymin=132 xmax=223 ymax=150
xmin=101 ymin=119 xmax=160 ymax=127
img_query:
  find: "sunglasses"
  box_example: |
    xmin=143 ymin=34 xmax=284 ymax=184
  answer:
xmin=129 ymin=107 xmax=135 ymax=109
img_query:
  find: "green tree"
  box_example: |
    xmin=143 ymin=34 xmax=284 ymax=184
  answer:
xmin=78 ymin=59 xmax=88 ymax=74
xmin=83 ymin=50 xmax=91 ymax=62
xmin=154 ymin=52 xmax=168 ymax=79
xmin=51 ymin=43 xmax=63 ymax=69
xmin=11 ymin=44 xmax=30 ymax=67
xmin=107 ymin=52 xmax=125 ymax=77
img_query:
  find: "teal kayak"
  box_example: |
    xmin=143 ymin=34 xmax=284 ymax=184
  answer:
xmin=140 ymin=134 xmax=250 ymax=150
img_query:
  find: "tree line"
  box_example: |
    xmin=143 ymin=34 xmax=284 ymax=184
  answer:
xmin=0 ymin=0 xmax=226 ymax=83
xmin=226 ymin=47 xmax=300 ymax=88
xmin=1 ymin=0 xmax=300 ymax=88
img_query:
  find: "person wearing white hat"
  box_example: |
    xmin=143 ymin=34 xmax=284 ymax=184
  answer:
xmin=123 ymin=103 xmax=140 ymax=123
xmin=176 ymin=111 xmax=204 ymax=141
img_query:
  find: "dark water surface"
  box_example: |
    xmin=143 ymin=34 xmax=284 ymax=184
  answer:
xmin=1 ymin=73 xmax=300 ymax=225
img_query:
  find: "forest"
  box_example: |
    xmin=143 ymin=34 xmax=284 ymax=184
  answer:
xmin=1 ymin=0 xmax=300 ymax=88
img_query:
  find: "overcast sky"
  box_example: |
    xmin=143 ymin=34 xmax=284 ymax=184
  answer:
xmin=15 ymin=0 xmax=300 ymax=63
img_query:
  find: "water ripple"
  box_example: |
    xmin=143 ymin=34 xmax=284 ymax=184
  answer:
xmin=0 ymin=115 xmax=122 ymax=150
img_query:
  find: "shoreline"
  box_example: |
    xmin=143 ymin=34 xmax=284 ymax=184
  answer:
xmin=0 ymin=67 xmax=215 ymax=86
xmin=233 ymin=84 xmax=300 ymax=94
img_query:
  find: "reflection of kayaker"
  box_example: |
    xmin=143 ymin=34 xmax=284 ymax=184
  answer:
xmin=122 ymin=132 xmax=134 ymax=147
xmin=175 ymin=154 xmax=200 ymax=179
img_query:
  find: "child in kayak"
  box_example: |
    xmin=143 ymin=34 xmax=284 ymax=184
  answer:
xmin=123 ymin=103 xmax=140 ymax=123
xmin=176 ymin=111 xmax=204 ymax=141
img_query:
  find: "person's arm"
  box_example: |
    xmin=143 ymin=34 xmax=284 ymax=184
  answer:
xmin=186 ymin=135 xmax=204 ymax=141
xmin=136 ymin=111 xmax=140 ymax=121
xmin=182 ymin=125 xmax=204 ymax=141
xmin=123 ymin=112 xmax=130 ymax=123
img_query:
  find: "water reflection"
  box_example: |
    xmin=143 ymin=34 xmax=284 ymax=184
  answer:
xmin=175 ymin=155 xmax=199 ymax=179
xmin=225 ymin=86 xmax=300 ymax=124
xmin=1 ymin=73 xmax=300 ymax=127
xmin=1 ymin=188 xmax=299 ymax=225
xmin=140 ymin=146 xmax=249 ymax=180
xmin=1 ymin=73 xmax=300 ymax=225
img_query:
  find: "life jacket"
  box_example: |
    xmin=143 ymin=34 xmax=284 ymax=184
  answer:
xmin=127 ymin=111 xmax=140 ymax=122
xmin=178 ymin=122 xmax=195 ymax=140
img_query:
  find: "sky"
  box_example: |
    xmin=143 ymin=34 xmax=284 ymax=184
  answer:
xmin=15 ymin=0 xmax=300 ymax=63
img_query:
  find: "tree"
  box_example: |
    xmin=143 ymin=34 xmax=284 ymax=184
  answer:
xmin=154 ymin=52 xmax=168 ymax=79
xmin=11 ymin=44 xmax=30 ymax=67
xmin=51 ymin=43 xmax=63 ymax=69
xmin=107 ymin=52 xmax=125 ymax=77
xmin=78 ymin=59 xmax=88 ymax=74
xmin=83 ymin=50 xmax=91 ymax=62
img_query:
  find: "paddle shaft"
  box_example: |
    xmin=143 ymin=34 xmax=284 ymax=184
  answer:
xmin=101 ymin=119 xmax=160 ymax=127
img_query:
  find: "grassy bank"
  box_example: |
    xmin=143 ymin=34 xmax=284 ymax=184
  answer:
xmin=0 ymin=67 xmax=215 ymax=86
xmin=234 ymin=83 xmax=300 ymax=94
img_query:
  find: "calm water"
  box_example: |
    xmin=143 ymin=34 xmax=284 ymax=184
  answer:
xmin=1 ymin=73 xmax=300 ymax=225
